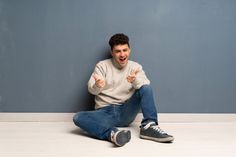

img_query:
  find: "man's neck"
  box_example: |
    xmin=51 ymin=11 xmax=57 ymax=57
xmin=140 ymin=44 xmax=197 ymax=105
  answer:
xmin=111 ymin=58 xmax=128 ymax=70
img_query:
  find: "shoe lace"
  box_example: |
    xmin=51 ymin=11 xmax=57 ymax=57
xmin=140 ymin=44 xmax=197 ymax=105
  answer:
xmin=143 ymin=122 xmax=167 ymax=134
xmin=150 ymin=125 xmax=167 ymax=134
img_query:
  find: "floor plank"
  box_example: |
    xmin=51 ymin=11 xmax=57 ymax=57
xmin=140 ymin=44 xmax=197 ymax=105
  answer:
xmin=0 ymin=121 xmax=236 ymax=157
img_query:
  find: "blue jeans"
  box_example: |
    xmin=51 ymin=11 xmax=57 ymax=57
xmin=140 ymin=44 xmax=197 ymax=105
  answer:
xmin=73 ymin=85 xmax=158 ymax=141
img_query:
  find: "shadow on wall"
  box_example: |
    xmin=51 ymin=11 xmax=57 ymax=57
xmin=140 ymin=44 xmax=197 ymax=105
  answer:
xmin=78 ymin=92 xmax=95 ymax=111
xmin=75 ymin=48 xmax=111 ymax=111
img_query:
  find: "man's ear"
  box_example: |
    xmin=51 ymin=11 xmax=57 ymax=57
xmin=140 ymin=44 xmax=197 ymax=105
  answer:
xmin=110 ymin=51 xmax=114 ymax=57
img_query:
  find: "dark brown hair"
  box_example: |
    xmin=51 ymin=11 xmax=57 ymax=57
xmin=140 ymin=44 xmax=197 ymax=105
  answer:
xmin=109 ymin=33 xmax=130 ymax=50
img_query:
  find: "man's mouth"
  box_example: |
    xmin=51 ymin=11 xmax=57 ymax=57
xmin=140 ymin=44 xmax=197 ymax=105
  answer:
xmin=119 ymin=57 xmax=127 ymax=62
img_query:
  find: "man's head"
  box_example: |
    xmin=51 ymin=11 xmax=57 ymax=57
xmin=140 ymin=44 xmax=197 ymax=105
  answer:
xmin=109 ymin=33 xmax=131 ymax=69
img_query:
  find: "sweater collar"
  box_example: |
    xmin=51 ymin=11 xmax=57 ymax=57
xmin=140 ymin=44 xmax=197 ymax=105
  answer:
xmin=111 ymin=58 xmax=129 ymax=70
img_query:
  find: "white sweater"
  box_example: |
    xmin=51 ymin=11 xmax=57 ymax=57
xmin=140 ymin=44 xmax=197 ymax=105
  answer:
xmin=88 ymin=58 xmax=150 ymax=109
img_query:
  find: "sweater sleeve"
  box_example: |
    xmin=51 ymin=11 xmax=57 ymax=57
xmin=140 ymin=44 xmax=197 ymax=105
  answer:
xmin=88 ymin=62 xmax=106 ymax=95
xmin=131 ymin=64 xmax=150 ymax=89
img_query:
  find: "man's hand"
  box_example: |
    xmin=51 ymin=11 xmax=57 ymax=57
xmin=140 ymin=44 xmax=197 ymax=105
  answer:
xmin=93 ymin=74 xmax=105 ymax=88
xmin=127 ymin=68 xmax=140 ymax=83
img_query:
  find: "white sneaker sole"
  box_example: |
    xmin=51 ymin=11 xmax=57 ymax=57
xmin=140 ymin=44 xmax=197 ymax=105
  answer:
xmin=140 ymin=134 xmax=174 ymax=143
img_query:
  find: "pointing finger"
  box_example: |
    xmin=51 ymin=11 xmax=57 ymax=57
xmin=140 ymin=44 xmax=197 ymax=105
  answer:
xmin=134 ymin=68 xmax=140 ymax=75
xmin=93 ymin=73 xmax=99 ymax=81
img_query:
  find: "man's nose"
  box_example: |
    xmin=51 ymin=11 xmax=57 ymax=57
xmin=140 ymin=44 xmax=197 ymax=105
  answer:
xmin=120 ymin=51 xmax=125 ymax=56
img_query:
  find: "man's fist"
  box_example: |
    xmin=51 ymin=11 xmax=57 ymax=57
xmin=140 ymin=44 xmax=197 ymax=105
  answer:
xmin=127 ymin=68 xmax=140 ymax=83
xmin=93 ymin=74 xmax=105 ymax=88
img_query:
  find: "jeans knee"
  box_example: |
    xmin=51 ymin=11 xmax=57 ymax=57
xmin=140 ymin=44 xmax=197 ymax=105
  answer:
xmin=73 ymin=112 xmax=82 ymax=126
xmin=139 ymin=84 xmax=152 ymax=93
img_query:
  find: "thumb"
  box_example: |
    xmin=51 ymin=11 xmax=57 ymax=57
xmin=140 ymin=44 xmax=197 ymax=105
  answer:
xmin=134 ymin=68 xmax=140 ymax=75
xmin=93 ymin=73 xmax=99 ymax=81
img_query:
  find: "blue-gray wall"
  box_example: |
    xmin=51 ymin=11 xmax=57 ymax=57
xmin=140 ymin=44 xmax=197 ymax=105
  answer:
xmin=0 ymin=0 xmax=236 ymax=113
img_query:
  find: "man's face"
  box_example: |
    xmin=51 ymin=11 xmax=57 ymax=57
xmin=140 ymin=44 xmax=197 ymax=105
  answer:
xmin=111 ymin=44 xmax=131 ymax=69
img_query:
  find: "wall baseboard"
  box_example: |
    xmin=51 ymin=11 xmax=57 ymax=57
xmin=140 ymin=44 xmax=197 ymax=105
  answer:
xmin=0 ymin=113 xmax=236 ymax=122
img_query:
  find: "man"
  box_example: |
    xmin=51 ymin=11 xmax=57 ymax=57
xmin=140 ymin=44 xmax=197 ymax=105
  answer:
xmin=73 ymin=33 xmax=174 ymax=147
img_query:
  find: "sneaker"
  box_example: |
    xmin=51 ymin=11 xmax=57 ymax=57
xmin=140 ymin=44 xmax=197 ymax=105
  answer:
xmin=140 ymin=122 xmax=174 ymax=143
xmin=110 ymin=130 xmax=131 ymax=147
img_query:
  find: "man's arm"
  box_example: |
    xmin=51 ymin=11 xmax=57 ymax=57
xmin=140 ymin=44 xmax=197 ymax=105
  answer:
xmin=127 ymin=65 xmax=150 ymax=89
xmin=88 ymin=63 xmax=106 ymax=95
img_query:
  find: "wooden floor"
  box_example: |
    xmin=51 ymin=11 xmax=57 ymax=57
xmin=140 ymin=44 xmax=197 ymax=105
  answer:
xmin=0 ymin=120 xmax=236 ymax=157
